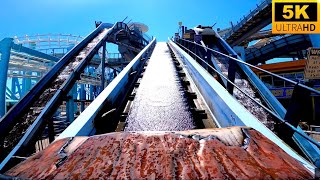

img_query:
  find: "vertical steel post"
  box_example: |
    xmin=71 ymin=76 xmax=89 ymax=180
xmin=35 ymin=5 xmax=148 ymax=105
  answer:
xmin=80 ymin=84 xmax=86 ymax=112
xmin=101 ymin=43 xmax=106 ymax=91
xmin=113 ymin=69 xmax=117 ymax=78
xmin=90 ymin=85 xmax=94 ymax=100
xmin=11 ymin=78 xmax=16 ymax=99
xmin=47 ymin=117 xmax=55 ymax=142
xmin=181 ymin=26 xmax=185 ymax=38
xmin=0 ymin=38 xmax=13 ymax=117
xmin=233 ymin=46 xmax=246 ymax=61
xmin=22 ymin=71 xmax=31 ymax=96
xmin=277 ymin=83 xmax=312 ymax=143
xmin=73 ymin=84 xmax=78 ymax=115
xmin=227 ymin=55 xmax=237 ymax=94
xmin=17 ymin=73 xmax=22 ymax=97
xmin=66 ymin=85 xmax=75 ymax=122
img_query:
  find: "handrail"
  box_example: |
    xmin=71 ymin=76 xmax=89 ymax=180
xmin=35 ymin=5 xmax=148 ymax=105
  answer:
xmin=179 ymin=38 xmax=320 ymax=96
xmin=174 ymin=40 xmax=320 ymax=149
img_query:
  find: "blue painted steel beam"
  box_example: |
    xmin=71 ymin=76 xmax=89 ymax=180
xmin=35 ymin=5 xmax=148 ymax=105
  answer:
xmin=6 ymin=87 xmax=18 ymax=100
xmin=0 ymin=38 xmax=13 ymax=118
xmin=90 ymin=85 xmax=94 ymax=100
xmin=101 ymin=43 xmax=106 ymax=91
xmin=22 ymin=71 xmax=31 ymax=97
xmin=11 ymin=78 xmax=16 ymax=98
xmin=15 ymin=77 xmax=22 ymax=98
xmin=66 ymin=85 xmax=75 ymax=123
xmin=80 ymin=84 xmax=86 ymax=112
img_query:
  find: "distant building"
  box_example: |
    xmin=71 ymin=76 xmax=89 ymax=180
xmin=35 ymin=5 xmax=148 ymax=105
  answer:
xmin=252 ymin=60 xmax=320 ymax=123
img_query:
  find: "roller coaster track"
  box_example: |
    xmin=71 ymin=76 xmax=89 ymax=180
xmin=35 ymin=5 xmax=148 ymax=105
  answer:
xmin=223 ymin=0 xmax=272 ymax=46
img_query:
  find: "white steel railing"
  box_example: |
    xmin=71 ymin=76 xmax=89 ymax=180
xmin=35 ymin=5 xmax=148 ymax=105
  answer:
xmin=13 ymin=34 xmax=84 ymax=50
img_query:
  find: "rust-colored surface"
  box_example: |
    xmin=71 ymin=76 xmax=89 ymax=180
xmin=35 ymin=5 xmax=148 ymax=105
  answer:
xmin=6 ymin=127 xmax=313 ymax=179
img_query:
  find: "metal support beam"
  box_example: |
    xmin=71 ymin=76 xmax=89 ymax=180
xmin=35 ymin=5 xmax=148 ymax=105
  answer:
xmin=6 ymin=87 xmax=17 ymax=100
xmin=277 ymin=83 xmax=312 ymax=142
xmin=233 ymin=46 xmax=246 ymax=61
xmin=15 ymin=77 xmax=22 ymax=98
xmin=73 ymin=85 xmax=78 ymax=114
xmin=101 ymin=43 xmax=106 ymax=91
xmin=0 ymin=38 xmax=13 ymax=117
xmin=47 ymin=118 xmax=55 ymax=143
xmin=66 ymin=86 xmax=75 ymax=123
xmin=227 ymin=55 xmax=237 ymax=94
xmin=11 ymin=78 xmax=16 ymax=99
xmin=22 ymin=71 xmax=31 ymax=97
xmin=113 ymin=69 xmax=117 ymax=78
xmin=80 ymin=84 xmax=86 ymax=112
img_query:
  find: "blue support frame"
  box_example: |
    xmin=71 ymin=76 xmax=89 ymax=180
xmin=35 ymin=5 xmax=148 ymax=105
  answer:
xmin=227 ymin=55 xmax=237 ymax=94
xmin=0 ymin=38 xmax=13 ymax=117
xmin=90 ymin=85 xmax=94 ymax=100
xmin=6 ymin=87 xmax=17 ymax=100
xmin=22 ymin=71 xmax=31 ymax=97
xmin=101 ymin=43 xmax=106 ymax=91
xmin=80 ymin=84 xmax=86 ymax=112
xmin=309 ymin=34 xmax=320 ymax=47
xmin=66 ymin=85 xmax=75 ymax=123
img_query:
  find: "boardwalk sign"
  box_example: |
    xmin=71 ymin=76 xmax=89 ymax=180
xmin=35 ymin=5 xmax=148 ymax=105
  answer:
xmin=304 ymin=48 xmax=320 ymax=79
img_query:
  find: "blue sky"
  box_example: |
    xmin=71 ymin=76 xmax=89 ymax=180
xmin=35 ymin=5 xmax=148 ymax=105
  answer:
xmin=0 ymin=0 xmax=263 ymax=43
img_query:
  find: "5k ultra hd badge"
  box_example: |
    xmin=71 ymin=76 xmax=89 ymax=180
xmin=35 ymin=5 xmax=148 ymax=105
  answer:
xmin=272 ymin=0 xmax=320 ymax=34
